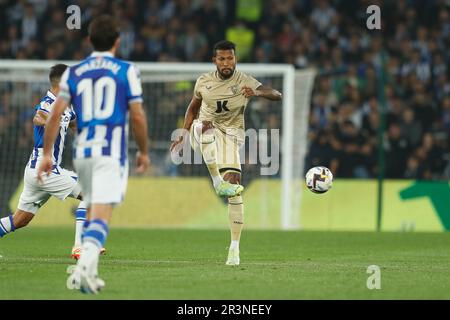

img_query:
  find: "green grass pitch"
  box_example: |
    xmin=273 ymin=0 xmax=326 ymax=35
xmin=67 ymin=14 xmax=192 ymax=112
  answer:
xmin=1 ymin=227 xmax=450 ymax=299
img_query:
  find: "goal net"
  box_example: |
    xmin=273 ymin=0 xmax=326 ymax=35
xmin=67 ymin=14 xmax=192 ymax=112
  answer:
xmin=0 ymin=60 xmax=315 ymax=230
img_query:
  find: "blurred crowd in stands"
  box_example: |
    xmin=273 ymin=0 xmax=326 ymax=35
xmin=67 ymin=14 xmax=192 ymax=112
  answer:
xmin=0 ymin=0 xmax=449 ymax=180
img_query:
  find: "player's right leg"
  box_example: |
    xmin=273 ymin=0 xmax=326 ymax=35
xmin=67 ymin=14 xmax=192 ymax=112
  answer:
xmin=190 ymin=120 xmax=243 ymax=197
xmin=67 ymin=157 xmax=126 ymax=294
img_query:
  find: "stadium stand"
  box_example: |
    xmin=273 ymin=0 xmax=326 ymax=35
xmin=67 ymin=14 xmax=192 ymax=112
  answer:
xmin=0 ymin=0 xmax=448 ymax=185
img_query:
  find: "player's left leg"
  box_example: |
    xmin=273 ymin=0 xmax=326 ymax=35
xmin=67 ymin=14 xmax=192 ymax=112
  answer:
xmin=0 ymin=209 xmax=39 ymax=237
xmin=1 ymin=185 xmax=52 ymax=238
xmin=1 ymin=165 xmax=52 ymax=237
xmin=0 ymin=214 xmax=15 ymax=237
xmin=190 ymin=120 xmax=243 ymax=197
xmin=71 ymin=199 xmax=87 ymax=259
xmin=223 ymin=172 xmax=243 ymax=266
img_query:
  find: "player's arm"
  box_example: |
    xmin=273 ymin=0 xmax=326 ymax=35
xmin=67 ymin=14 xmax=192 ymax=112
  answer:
xmin=169 ymin=96 xmax=202 ymax=153
xmin=129 ymin=102 xmax=150 ymax=173
xmin=126 ymin=64 xmax=150 ymax=173
xmin=182 ymin=96 xmax=202 ymax=131
xmin=241 ymin=85 xmax=282 ymax=101
xmin=33 ymin=110 xmax=49 ymax=126
xmin=37 ymin=96 xmax=68 ymax=182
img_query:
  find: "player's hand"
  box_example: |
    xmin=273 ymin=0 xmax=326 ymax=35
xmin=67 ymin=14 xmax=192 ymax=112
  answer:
xmin=170 ymin=135 xmax=185 ymax=156
xmin=135 ymin=151 xmax=150 ymax=174
xmin=37 ymin=156 xmax=53 ymax=184
xmin=241 ymin=86 xmax=259 ymax=98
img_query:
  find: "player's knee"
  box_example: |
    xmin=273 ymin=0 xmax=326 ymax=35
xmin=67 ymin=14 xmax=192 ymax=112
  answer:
xmin=199 ymin=121 xmax=215 ymax=144
xmin=228 ymin=195 xmax=243 ymax=205
xmin=228 ymin=195 xmax=244 ymax=223
xmin=223 ymin=172 xmax=241 ymax=185
xmin=201 ymin=121 xmax=214 ymax=133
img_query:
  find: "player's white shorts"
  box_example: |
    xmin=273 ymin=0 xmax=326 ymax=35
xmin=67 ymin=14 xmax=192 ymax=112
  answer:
xmin=18 ymin=164 xmax=82 ymax=214
xmin=189 ymin=119 xmax=242 ymax=175
xmin=73 ymin=157 xmax=128 ymax=208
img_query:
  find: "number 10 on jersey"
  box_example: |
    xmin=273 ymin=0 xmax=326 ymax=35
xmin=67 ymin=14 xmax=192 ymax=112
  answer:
xmin=77 ymin=77 xmax=116 ymax=121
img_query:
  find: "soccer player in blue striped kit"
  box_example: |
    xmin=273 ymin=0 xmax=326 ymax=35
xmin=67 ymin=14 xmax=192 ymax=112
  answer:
xmin=0 ymin=64 xmax=95 ymax=259
xmin=38 ymin=15 xmax=150 ymax=294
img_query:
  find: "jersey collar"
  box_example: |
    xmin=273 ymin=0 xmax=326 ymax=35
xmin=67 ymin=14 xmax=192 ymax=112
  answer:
xmin=90 ymin=51 xmax=114 ymax=58
xmin=46 ymin=90 xmax=57 ymax=100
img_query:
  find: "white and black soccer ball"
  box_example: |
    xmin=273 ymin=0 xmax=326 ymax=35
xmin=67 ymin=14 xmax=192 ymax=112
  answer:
xmin=305 ymin=166 xmax=333 ymax=194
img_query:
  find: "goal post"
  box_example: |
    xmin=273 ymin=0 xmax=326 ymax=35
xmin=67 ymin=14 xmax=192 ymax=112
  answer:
xmin=0 ymin=60 xmax=315 ymax=230
xmin=285 ymin=69 xmax=316 ymax=229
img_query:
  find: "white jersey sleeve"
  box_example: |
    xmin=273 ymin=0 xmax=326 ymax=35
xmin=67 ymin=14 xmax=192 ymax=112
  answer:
xmin=126 ymin=64 xmax=143 ymax=104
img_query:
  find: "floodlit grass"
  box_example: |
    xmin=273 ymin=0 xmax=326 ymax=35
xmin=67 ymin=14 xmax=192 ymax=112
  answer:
xmin=1 ymin=227 xmax=450 ymax=299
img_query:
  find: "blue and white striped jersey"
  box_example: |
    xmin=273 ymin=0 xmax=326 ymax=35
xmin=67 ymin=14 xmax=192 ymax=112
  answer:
xmin=29 ymin=90 xmax=76 ymax=168
xmin=59 ymin=51 xmax=143 ymax=166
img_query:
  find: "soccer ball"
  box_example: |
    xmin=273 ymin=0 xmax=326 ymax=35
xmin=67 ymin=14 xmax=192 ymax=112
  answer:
xmin=305 ymin=166 xmax=333 ymax=194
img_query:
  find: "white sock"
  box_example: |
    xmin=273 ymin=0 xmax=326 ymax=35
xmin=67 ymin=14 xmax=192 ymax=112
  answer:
xmin=230 ymin=240 xmax=239 ymax=251
xmin=74 ymin=202 xmax=87 ymax=247
xmin=74 ymin=220 xmax=84 ymax=247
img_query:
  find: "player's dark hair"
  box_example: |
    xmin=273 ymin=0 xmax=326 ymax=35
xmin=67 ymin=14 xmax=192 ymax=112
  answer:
xmin=49 ymin=64 xmax=68 ymax=85
xmin=88 ymin=15 xmax=120 ymax=51
xmin=213 ymin=40 xmax=236 ymax=56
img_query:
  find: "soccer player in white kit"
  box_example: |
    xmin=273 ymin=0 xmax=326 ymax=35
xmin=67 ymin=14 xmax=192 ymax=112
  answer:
xmin=0 ymin=64 xmax=91 ymax=258
xmin=38 ymin=15 xmax=150 ymax=294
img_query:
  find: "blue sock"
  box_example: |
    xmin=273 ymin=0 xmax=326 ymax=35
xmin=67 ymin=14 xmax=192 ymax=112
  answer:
xmin=0 ymin=215 xmax=15 ymax=238
xmin=76 ymin=207 xmax=87 ymax=223
xmin=82 ymin=219 xmax=109 ymax=249
xmin=81 ymin=220 xmax=90 ymax=242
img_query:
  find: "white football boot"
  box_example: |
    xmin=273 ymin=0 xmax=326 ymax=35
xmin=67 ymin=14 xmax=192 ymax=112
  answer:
xmin=225 ymin=248 xmax=240 ymax=266
xmin=66 ymin=264 xmax=105 ymax=294
xmin=67 ymin=245 xmax=105 ymax=294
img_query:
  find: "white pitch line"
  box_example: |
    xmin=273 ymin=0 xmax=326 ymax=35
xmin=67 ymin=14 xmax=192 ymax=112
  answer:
xmin=2 ymin=257 xmax=449 ymax=271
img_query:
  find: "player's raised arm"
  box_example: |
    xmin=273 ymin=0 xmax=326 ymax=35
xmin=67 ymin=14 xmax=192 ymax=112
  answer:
xmin=241 ymin=85 xmax=282 ymax=101
xmin=37 ymin=96 xmax=68 ymax=182
xmin=169 ymin=96 xmax=202 ymax=153
xmin=129 ymin=102 xmax=150 ymax=173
